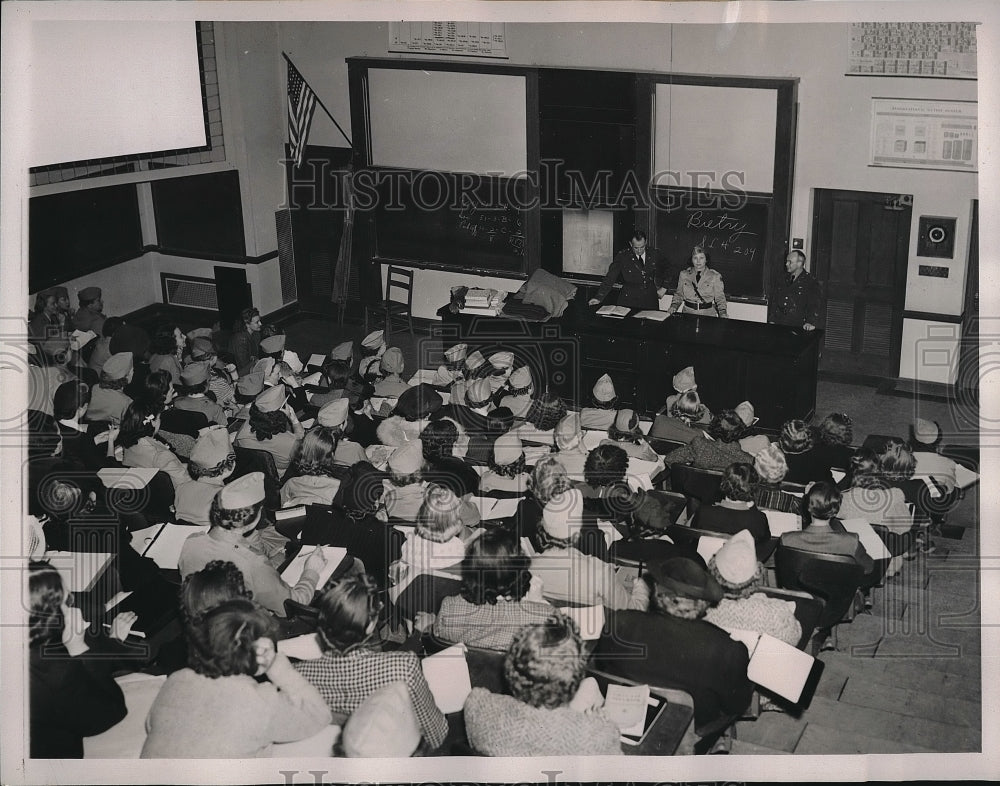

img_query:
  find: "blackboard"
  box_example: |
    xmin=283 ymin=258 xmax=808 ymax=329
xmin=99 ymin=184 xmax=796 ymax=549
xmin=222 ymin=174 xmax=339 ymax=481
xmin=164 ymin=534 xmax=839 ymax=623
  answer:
xmin=370 ymin=169 xmax=526 ymax=274
xmin=653 ymin=189 xmax=771 ymax=299
xmin=29 ymin=184 xmax=144 ymax=292
xmin=151 ymin=170 xmax=245 ymax=259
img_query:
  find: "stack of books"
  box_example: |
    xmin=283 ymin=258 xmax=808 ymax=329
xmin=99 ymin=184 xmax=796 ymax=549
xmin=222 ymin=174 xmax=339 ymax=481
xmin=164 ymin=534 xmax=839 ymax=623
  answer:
xmin=460 ymin=288 xmax=504 ymax=315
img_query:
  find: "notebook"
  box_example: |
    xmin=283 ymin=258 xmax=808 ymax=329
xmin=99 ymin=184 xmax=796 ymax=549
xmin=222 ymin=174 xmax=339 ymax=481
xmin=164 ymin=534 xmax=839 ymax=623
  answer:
xmin=632 ymin=309 xmax=669 ymax=322
xmin=728 ymin=629 xmax=817 ymax=703
xmin=596 ymin=305 xmax=630 ymax=318
xmin=306 ymin=353 xmax=326 ymax=369
xmin=280 ymin=545 xmax=349 ymax=588
xmin=130 ymin=523 xmax=208 ymax=569
xmin=764 ymin=509 xmax=802 ymax=536
xmin=278 ymin=633 xmax=324 ymax=661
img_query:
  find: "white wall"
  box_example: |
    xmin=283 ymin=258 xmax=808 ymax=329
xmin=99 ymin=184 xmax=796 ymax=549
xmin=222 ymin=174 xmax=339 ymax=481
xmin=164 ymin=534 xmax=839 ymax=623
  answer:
xmin=30 ymin=256 xmax=156 ymax=319
xmin=149 ymin=252 xmax=286 ymax=318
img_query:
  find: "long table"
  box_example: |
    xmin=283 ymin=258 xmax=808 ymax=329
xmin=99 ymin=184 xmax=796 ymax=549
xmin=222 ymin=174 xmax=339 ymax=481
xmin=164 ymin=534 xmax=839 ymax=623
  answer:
xmin=435 ymin=294 xmax=821 ymax=430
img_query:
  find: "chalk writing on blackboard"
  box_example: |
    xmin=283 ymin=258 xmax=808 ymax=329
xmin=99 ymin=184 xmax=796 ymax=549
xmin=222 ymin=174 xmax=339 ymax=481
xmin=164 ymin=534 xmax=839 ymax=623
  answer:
xmin=686 ymin=210 xmax=759 ymax=263
xmin=458 ymin=198 xmax=526 ymax=256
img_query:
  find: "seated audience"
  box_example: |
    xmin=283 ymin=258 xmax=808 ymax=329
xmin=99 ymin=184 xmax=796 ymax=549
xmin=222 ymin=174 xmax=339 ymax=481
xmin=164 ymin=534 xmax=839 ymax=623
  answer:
xmin=29 ymin=290 xmax=65 ymax=341
xmin=118 ymin=400 xmax=191 ymax=490
xmin=148 ymin=323 xmax=185 ymax=384
xmin=234 ymin=384 xmax=305 ymax=475
xmin=229 ymin=307 xmax=263 ymax=376
xmin=664 ymin=409 xmax=754 ymax=471
xmin=664 ymin=365 xmax=698 ymax=412
xmin=174 ymin=426 xmax=238 ymax=526
xmin=463 ymin=613 xmax=623 ymax=757
xmin=279 ymin=427 xmax=344 ymax=507
xmin=87 ymin=352 xmax=134 ymax=424
xmin=751 ymin=443 xmax=802 ymax=514
xmin=309 ymin=357 xmax=352 ymax=408
xmin=479 ymin=433 xmax=531 ymax=494
xmin=734 ymin=401 xmax=770 ymax=457
xmin=704 ymin=530 xmax=802 ymax=646
xmin=812 ymin=412 xmax=855 ymax=471
xmin=692 ymin=462 xmax=771 ymax=543
xmin=779 ymin=482 xmax=874 ymax=576
xmin=142 ymin=598 xmax=331 ymax=758
xmin=421 ymin=417 xmax=479 ymax=498
xmin=293 ymin=573 xmax=448 ymax=750
xmin=380 ymin=440 xmax=428 ymax=521
xmin=28 ymin=336 xmax=82 ymax=418
xmin=649 ymin=389 xmax=712 ymax=444
xmin=395 ymin=484 xmax=481 ymax=586
xmin=579 ymin=373 xmax=617 ymax=430
xmin=601 ymin=408 xmax=658 ymax=462
xmin=878 ymin=436 xmax=940 ymax=546
xmin=188 ymin=335 xmax=237 ymax=413
xmin=373 ymin=347 xmax=410 ymax=398
xmin=311 ymin=399 xmax=365 ymax=468
xmin=173 ymin=361 xmax=227 ymax=426
xmin=179 ymin=473 xmax=326 ymax=616
xmin=432 ymin=530 xmax=553 ymax=651
xmin=777 ymin=418 xmax=834 ymax=485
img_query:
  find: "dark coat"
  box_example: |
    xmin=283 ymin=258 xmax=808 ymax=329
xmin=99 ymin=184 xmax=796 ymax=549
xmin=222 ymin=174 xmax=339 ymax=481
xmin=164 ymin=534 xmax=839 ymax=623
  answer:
xmin=594 ymin=247 xmax=670 ymax=310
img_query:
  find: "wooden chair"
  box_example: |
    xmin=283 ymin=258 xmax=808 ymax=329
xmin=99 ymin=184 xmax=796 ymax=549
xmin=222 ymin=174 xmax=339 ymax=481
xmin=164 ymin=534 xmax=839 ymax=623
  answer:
xmin=668 ymin=463 xmax=723 ymax=519
xmin=365 ymin=265 xmax=415 ymax=341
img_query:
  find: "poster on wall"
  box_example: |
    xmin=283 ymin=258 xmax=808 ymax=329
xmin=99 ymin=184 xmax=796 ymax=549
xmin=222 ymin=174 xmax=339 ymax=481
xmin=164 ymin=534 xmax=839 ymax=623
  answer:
xmin=870 ymin=98 xmax=977 ymax=172
xmin=847 ymin=22 xmax=977 ymax=78
xmin=389 ymin=21 xmax=508 ymax=58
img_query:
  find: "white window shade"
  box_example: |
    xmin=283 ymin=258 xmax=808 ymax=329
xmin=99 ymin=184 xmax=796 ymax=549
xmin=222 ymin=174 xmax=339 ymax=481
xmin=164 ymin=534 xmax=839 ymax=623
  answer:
xmin=368 ymin=68 xmax=527 ymax=176
xmin=28 ymin=21 xmax=207 ymax=168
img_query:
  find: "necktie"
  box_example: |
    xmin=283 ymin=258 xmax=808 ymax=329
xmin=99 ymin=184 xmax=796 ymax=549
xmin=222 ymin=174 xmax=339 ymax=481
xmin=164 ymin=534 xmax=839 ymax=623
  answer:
xmin=696 ymin=271 xmax=702 ymax=284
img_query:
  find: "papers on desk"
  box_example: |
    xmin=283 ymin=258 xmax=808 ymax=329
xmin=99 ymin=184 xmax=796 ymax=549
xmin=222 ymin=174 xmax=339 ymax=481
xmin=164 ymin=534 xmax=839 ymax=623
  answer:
xmin=602 ymin=683 xmax=650 ymax=733
xmin=596 ymin=305 xmax=630 ymax=318
xmin=70 ymin=329 xmax=97 ymax=350
xmin=274 ymin=505 xmax=307 ymax=521
xmin=280 ymin=545 xmax=348 ymax=588
xmin=97 ymin=467 xmax=158 ymax=489
xmin=696 ymin=535 xmax=728 ymax=564
xmin=625 ymin=457 xmax=662 ymax=491
xmin=557 ymin=604 xmax=604 ymax=640
xmin=299 ymin=418 xmax=315 ymax=429
xmin=301 ymin=371 xmax=323 ymax=386
xmin=839 ymin=518 xmax=891 ymax=560
xmin=130 ymin=523 xmax=208 ymax=569
xmin=45 ymin=550 xmax=114 ymax=593
xmin=278 ymin=633 xmax=324 ymax=661
xmin=421 ymin=643 xmax=472 ymax=714
xmin=831 ymin=469 xmax=846 ymax=484
xmin=104 ymin=590 xmax=133 ymax=613
xmin=632 ymin=309 xmax=668 ymax=322
xmin=472 ymin=496 xmax=522 ymax=520
xmin=306 ymin=353 xmax=326 ymax=370
xmin=764 ymin=509 xmax=802 ymax=536
xmin=728 ymin=629 xmax=816 ymax=704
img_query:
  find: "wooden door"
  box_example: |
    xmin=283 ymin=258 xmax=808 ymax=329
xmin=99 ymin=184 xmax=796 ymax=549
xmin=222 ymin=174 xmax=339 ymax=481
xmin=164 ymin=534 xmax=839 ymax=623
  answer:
xmin=811 ymin=189 xmax=911 ymax=378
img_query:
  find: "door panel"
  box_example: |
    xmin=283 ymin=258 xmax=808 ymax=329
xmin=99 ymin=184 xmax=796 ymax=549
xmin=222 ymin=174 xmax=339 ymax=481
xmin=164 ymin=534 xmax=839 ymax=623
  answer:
xmin=812 ymin=189 xmax=910 ymax=378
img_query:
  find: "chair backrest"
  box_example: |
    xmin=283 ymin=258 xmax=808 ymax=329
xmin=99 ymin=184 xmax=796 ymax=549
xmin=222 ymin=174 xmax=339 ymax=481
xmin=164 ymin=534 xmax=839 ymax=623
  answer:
xmin=159 ymin=408 xmax=211 ymax=438
xmin=232 ymin=446 xmax=281 ymax=509
xmin=391 ymin=570 xmax=462 ymax=620
xmin=385 ymin=266 xmax=414 ymax=307
xmin=670 ymin=463 xmax=723 ymax=504
xmin=755 ymin=586 xmax=826 ymax=651
xmin=774 ymin=544 xmax=866 ymax=630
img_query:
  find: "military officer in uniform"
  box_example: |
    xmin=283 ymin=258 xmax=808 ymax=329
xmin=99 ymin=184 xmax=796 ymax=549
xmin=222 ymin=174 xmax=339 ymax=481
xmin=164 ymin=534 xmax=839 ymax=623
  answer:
xmin=589 ymin=230 xmax=669 ymax=310
xmin=73 ymin=286 xmax=107 ymax=334
xmin=667 ymin=246 xmax=728 ymax=318
xmin=770 ymin=250 xmax=821 ymax=331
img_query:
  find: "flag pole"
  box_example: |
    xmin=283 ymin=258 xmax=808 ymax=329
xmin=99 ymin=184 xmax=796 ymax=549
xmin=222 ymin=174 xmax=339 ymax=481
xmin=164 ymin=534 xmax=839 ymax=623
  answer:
xmin=282 ymin=52 xmax=352 ymax=148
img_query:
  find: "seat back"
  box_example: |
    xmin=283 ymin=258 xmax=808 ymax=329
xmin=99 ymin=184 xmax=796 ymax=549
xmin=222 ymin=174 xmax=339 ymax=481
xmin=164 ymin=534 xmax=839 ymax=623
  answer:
xmin=385 ymin=265 xmax=414 ymax=309
xmin=774 ymin=545 xmax=866 ymax=631
xmin=391 ymin=570 xmax=462 ymax=621
xmin=159 ymin=408 xmax=211 ymax=438
xmin=669 ymin=464 xmax=723 ymax=506
xmin=232 ymin=446 xmax=281 ymax=509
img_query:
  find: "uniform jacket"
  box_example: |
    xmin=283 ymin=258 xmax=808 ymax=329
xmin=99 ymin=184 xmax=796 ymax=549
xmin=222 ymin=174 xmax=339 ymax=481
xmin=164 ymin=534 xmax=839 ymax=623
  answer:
xmin=594 ymin=247 xmax=669 ymax=310
xmin=669 ymin=267 xmax=727 ymax=316
xmin=771 ymin=269 xmax=822 ymax=327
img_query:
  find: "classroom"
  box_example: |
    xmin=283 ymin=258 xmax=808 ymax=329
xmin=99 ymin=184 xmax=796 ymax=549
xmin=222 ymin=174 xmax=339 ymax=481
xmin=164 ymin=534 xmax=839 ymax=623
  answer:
xmin=4 ymin=2 xmax=995 ymax=782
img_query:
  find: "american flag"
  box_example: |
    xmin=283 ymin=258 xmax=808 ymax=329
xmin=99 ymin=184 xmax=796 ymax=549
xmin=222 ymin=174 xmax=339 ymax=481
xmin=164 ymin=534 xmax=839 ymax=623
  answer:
xmin=287 ymin=61 xmax=317 ymax=168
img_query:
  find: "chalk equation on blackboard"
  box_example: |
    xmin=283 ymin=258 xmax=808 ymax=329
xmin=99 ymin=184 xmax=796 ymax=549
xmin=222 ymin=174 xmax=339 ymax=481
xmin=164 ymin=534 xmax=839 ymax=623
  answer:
xmin=458 ymin=199 xmax=525 ymax=256
xmin=686 ymin=210 xmax=759 ymax=262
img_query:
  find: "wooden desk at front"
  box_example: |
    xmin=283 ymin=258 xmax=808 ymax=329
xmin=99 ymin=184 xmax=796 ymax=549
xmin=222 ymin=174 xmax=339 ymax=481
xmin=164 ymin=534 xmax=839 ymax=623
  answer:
xmin=435 ymin=296 xmax=821 ymax=430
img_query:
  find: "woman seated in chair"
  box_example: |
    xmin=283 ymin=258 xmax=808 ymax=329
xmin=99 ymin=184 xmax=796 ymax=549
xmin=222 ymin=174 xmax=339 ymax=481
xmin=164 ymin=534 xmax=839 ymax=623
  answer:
xmin=751 ymin=443 xmax=802 ymax=514
xmin=174 ymin=426 xmax=238 ymax=526
xmin=172 ymin=360 xmax=228 ymax=426
xmin=779 ymin=482 xmax=874 ymax=577
xmin=280 ymin=427 xmax=344 ymax=507
xmin=420 ymin=417 xmax=479 ymax=498
xmin=373 ymin=347 xmax=410 ymax=398
xmin=189 ymin=335 xmax=237 ymax=414
xmin=776 ymin=419 xmax=834 ymax=485
xmin=142 ymin=598 xmax=331 ymax=758
xmin=306 ymin=357 xmax=352 ymax=409
xmin=394 ymin=484 xmax=481 ymax=581
xmin=664 ymin=409 xmax=754 ymax=471
xmin=704 ymin=530 xmax=802 ymax=646
xmin=432 ymin=530 xmax=553 ymax=652
xmin=293 ymin=573 xmax=448 ymax=751
xmin=463 ymin=612 xmax=623 ymax=757
xmin=28 ymin=561 xmax=134 ymax=758
xmin=812 ymin=412 xmax=855 ymax=472
xmin=649 ymin=389 xmax=713 ymax=444
xmin=234 ymin=384 xmax=305 ymax=476
xmin=117 ymin=400 xmax=191 ymax=490
xmin=479 ymin=433 xmax=531 ymax=494
xmin=691 ymin=462 xmax=771 ymax=543
xmin=86 ymin=351 xmax=134 ymax=425
xmin=878 ymin=437 xmax=936 ymax=548
xmin=138 ymin=368 xmax=197 ymax=459
xmin=600 ymin=409 xmax=658 ymax=462
xmin=592 ymin=557 xmax=753 ymax=753
xmin=379 ymin=440 xmax=428 ymax=521
xmin=524 ymin=390 xmax=569 ymax=433
xmin=147 ymin=323 xmax=186 ymax=385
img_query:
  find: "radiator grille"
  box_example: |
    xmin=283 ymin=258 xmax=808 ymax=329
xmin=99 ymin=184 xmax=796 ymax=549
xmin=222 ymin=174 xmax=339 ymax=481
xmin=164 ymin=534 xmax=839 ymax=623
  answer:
xmin=824 ymin=299 xmax=854 ymax=352
xmin=275 ymin=209 xmax=298 ymax=304
xmin=861 ymin=302 xmax=893 ymax=357
xmin=163 ymin=276 xmax=217 ymax=310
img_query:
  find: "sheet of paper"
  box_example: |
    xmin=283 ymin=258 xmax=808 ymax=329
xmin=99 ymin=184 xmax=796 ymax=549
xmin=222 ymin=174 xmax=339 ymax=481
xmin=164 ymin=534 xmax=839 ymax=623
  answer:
xmin=306 ymin=353 xmax=326 ymax=369
xmin=277 ymin=633 xmax=324 ymax=661
xmin=955 ymin=463 xmax=979 ymax=489
xmin=582 ymin=430 xmax=608 ymax=451
xmin=299 ymin=418 xmax=315 ymax=429
xmin=746 ymin=631 xmax=816 ymax=703
xmin=70 ymin=329 xmax=97 ymax=350
xmin=831 ymin=469 xmax=846 ymax=484
xmin=557 ymin=604 xmax=605 ymax=640
xmin=470 ymin=497 xmax=497 ymax=520
xmin=602 ymin=683 xmax=650 ymax=731
xmin=421 ymin=643 xmax=472 ymax=714
xmin=595 ymin=519 xmax=624 ymax=548
xmin=275 ymin=505 xmax=307 ymax=521
xmin=764 ymin=509 xmax=802 ymax=536
xmin=596 ymin=305 xmax=630 ymax=317
xmin=632 ymin=309 xmax=669 ymax=321
xmin=280 ymin=545 xmax=348 ymax=588
xmin=301 ymin=371 xmax=322 ymax=386
xmin=839 ymin=518 xmax=892 ymax=560
xmin=97 ymin=467 xmax=158 ymax=489
xmin=696 ymin=534 xmax=728 ymax=563
xmin=104 ymin=590 xmax=133 ymax=613
xmin=45 ymin=550 xmax=114 ymax=593
xmin=638 ymin=419 xmax=653 ymax=435
xmin=625 ymin=457 xmax=662 ymax=491
xmin=142 ymin=523 xmax=208 ymax=570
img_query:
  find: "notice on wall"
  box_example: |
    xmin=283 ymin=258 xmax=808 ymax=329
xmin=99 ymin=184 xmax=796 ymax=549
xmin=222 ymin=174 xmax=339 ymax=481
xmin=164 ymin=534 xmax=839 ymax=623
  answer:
xmin=870 ymin=98 xmax=977 ymax=172
xmin=563 ymin=208 xmax=614 ymax=277
xmin=389 ymin=21 xmax=508 ymax=58
xmin=848 ymin=22 xmax=977 ymax=79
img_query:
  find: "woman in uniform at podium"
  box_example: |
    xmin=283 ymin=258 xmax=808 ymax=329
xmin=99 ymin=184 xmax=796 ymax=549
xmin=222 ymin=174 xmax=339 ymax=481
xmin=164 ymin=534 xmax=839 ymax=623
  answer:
xmin=667 ymin=246 xmax=728 ymax=318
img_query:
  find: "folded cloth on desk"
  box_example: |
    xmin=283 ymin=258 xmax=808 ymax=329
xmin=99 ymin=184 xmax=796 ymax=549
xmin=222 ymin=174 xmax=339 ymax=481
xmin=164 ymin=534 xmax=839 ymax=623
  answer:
xmin=516 ymin=269 xmax=578 ymax=318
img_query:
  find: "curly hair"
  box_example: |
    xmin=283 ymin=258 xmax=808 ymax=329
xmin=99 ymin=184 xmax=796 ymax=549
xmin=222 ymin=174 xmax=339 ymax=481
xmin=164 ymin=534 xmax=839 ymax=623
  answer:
xmin=708 ymin=409 xmax=746 ymax=444
xmin=236 ymin=307 xmax=260 ymax=332
xmin=247 ymin=403 xmax=291 ymax=441
xmin=315 ymin=573 xmax=383 ymax=655
xmin=488 ymin=453 xmax=526 ymax=478
xmin=848 ymin=448 xmax=887 ymax=490
xmin=485 ymin=406 xmax=514 ymax=435
xmin=504 ymin=612 xmax=585 ymax=709
xmin=29 ymin=561 xmax=65 ymax=647
xmin=321 ymin=359 xmax=352 ymax=390
xmin=669 ymin=390 xmax=706 ymax=423
xmin=421 ymin=419 xmax=459 ymax=462
xmin=98 ymin=371 xmax=128 ymax=391
xmin=459 ymin=530 xmax=531 ymax=606
xmin=707 ymin=557 xmax=764 ymax=600
xmin=818 ymin=412 xmax=853 ymax=446
xmin=289 ymin=427 xmax=340 ymax=478
xmin=139 ymin=369 xmax=174 ymax=408
xmin=118 ymin=400 xmax=162 ymax=449
xmin=802 ymin=481 xmax=842 ymax=523
xmin=650 ymin=584 xmax=711 ymax=620
xmin=209 ymin=495 xmax=264 ymax=531
xmin=150 ymin=323 xmax=181 ymax=357
xmin=187 ymin=453 xmax=236 ymax=481
xmin=180 ymin=560 xmax=253 ymax=628
xmin=719 ymin=462 xmax=759 ymax=502
xmin=526 ymin=392 xmax=568 ymax=432
xmin=387 ymin=469 xmax=423 ymax=488
xmin=583 ymin=443 xmax=629 ymax=489
xmin=778 ymin=418 xmax=814 ymax=454
xmin=878 ymin=437 xmax=916 ymax=483
xmin=528 ymin=457 xmax=571 ymax=506
xmin=415 ymin=483 xmax=464 ymax=543
xmin=186 ymin=598 xmax=276 ymax=679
